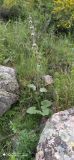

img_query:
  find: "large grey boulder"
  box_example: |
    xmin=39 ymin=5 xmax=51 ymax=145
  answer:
xmin=0 ymin=65 xmax=19 ymax=116
xmin=36 ymin=108 xmax=74 ymax=160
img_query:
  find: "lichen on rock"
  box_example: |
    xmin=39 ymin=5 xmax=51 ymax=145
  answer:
xmin=0 ymin=65 xmax=19 ymax=116
xmin=36 ymin=108 xmax=74 ymax=160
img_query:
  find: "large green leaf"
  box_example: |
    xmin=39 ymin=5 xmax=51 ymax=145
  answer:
xmin=41 ymin=100 xmax=52 ymax=107
xmin=27 ymin=107 xmax=42 ymax=115
xmin=41 ymin=105 xmax=48 ymax=111
xmin=42 ymin=108 xmax=52 ymax=116
xmin=41 ymin=108 xmax=50 ymax=116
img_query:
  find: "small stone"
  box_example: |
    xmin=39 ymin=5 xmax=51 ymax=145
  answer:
xmin=43 ymin=75 xmax=53 ymax=85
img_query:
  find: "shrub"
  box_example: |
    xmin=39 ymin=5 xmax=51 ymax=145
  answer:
xmin=2 ymin=0 xmax=27 ymax=20
xmin=3 ymin=0 xmax=16 ymax=8
xmin=52 ymin=0 xmax=74 ymax=31
xmin=0 ymin=0 xmax=3 ymax=5
xmin=0 ymin=6 xmax=20 ymax=20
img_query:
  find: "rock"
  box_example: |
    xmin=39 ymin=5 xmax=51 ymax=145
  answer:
xmin=0 ymin=65 xmax=19 ymax=116
xmin=36 ymin=108 xmax=74 ymax=160
xmin=43 ymin=75 xmax=53 ymax=86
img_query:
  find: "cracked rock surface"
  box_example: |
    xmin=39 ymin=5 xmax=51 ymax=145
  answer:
xmin=0 ymin=65 xmax=19 ymax=116
xmin=36 ymin=108 xmax=74 ymax=160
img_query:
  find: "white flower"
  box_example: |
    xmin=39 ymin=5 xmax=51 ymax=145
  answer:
xmin=30 ymin=25 xmax=34 ymax=29
xmin=31 ymin=32 xmax=35 ymax=36
xmin=32 ymin=43 xmax=37 ymax=47
xmin=29 ymin=16 xmax=32 ymax=20
xmin=29 ymin=20 xmax=32 ymax=24
xmin=3 ymin=153 xmax=6 ymax=156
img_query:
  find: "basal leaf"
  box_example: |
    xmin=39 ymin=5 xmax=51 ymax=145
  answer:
xmin=40 ymin=87 xmax=47 ymax=93
xmin=41 ymin=100 xmax=52 ymax=107
xmin=27 ymin=107 xmax=37 ymax=114
xmin=27 ymin=107 xmax=42 ymax=115
xmin=42 ymin=108 xmax=50 ymax=116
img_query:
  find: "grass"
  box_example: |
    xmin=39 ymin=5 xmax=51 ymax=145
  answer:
xmin=38 ymin=34 xmax=74 ymax=109
xmin=0 ymin=1 xmax=74 ymax=160
xmin=0 ymin=100 xmax=41 ymax=159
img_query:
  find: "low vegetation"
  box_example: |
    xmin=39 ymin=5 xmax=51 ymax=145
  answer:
xmin=0 ymin=0 xmax=74 ymax=160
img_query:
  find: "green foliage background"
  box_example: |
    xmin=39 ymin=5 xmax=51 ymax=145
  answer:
xmin=0 ymin=0 xmax=74 ymax=160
